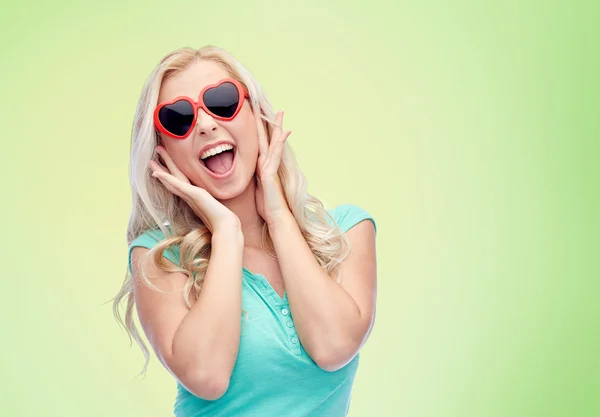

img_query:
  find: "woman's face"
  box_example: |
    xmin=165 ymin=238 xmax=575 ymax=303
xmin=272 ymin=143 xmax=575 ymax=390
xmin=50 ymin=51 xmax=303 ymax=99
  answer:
xmin=156 ymin=59 xmax=259 ymax=201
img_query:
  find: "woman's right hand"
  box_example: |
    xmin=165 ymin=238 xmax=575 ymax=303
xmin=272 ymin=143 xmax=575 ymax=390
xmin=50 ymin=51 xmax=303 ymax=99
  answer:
xmin=149 ymin=146 xmax=242 ymax=235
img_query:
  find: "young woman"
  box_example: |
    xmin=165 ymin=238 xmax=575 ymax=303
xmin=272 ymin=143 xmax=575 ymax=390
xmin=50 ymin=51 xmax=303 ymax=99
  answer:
xmin=112 ymin=45 xmax=378 ymax=416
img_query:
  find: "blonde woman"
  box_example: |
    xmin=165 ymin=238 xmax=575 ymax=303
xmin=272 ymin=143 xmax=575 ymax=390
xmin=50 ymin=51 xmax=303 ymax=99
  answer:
xmin=112 ymin=45 xmax=378 ymax=416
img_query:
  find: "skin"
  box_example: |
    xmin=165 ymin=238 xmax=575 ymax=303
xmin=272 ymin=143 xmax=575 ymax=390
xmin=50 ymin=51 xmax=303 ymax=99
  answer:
xmin=131 ymin=58 xmax=377 ymax=401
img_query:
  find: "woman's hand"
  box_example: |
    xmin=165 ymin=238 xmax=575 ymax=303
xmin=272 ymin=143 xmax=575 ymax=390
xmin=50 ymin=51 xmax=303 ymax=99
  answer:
xmin=254 ymin=109 xmax=293 ymax=228
xmin=149 ymin=147 xmax=241 ymax=235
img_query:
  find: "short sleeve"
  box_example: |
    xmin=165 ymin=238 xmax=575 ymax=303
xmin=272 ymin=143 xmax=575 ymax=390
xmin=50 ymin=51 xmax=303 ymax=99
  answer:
xmin=127 ymin=228 xmax=181 ymax=275
xmin=327 ymin=204 xmax=377 ymax=233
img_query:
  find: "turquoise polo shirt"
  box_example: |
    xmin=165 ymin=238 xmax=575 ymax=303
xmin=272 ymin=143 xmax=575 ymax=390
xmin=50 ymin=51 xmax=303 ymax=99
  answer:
xmin=127 ymin=203 xmax=376 ymax=417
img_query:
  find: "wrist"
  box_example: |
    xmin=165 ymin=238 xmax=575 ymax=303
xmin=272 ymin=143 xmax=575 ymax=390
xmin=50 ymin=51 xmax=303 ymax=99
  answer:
xmin=266 ymin=209 xmax=296 ymax=232
xmin=211 ymin=225 xmax=244 ymax=247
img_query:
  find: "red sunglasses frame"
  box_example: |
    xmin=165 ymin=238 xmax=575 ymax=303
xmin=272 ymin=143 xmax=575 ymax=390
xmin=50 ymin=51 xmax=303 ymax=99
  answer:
xmin=153 ymin=78 xmax=249 ymax=139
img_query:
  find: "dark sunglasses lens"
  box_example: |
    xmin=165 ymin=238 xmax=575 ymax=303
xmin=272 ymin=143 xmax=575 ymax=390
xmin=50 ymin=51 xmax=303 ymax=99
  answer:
xmin=203 ymin=82 xmax=240 ymax=118
xmin=158 ymin=100 xmax=195 ymax=136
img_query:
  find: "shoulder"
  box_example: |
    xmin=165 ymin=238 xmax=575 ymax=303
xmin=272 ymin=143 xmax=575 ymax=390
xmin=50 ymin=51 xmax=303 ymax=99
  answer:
xmin=326 ymin=203 xmax=377 ymax=234
xmin=127 ymin=226 xmax=180 ymax=274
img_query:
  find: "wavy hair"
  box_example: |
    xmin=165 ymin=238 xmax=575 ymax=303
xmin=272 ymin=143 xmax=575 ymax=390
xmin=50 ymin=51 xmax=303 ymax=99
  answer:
xmin=110 ymin=45 xmax=350 ymax=378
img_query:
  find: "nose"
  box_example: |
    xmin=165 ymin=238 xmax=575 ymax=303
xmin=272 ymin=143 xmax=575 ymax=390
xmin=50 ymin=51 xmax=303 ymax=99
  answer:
xmin=195 ymin=109 xmax=218 ymax=136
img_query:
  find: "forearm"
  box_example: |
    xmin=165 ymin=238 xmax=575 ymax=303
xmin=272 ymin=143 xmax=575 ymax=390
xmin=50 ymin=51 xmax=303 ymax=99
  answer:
xmin=171 ymin=228 xmax=244 ymax=380
xmin=268 ymin=212 xmax=367 ymax=369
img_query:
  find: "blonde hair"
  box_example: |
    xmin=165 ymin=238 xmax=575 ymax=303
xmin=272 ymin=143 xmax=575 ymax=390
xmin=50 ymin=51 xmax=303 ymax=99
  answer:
xmin=110 ymin=45 xmax=350 ymax=378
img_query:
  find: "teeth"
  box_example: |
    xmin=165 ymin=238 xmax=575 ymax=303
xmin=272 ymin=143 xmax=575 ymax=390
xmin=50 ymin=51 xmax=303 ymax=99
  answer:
xmin=200 ymin=143 xmax=234 ymax=160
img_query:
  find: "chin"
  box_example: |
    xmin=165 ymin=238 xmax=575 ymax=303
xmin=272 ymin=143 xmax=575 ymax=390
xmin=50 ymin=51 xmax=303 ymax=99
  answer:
xmin=206 ymin=176 xmax=252 ymax=201
xmin=190 ymin=167 xmax=254 ymax=202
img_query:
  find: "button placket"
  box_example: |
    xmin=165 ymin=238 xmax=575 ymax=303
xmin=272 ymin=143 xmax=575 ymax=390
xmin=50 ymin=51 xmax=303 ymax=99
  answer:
xmin=280 ymin=305 xmax=302 ymax=355
xmin=242 ymin=268 xmax=302 ymax=355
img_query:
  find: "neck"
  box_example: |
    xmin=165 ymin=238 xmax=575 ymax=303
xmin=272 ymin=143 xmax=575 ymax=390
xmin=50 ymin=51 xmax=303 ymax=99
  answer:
xmin=219 ymin=177 xmax=264 ymax=248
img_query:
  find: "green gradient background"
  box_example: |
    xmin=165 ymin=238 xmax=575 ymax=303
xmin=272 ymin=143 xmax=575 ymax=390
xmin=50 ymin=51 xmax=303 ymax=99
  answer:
xmin=1 ymin=1 xmax=598 ymax=416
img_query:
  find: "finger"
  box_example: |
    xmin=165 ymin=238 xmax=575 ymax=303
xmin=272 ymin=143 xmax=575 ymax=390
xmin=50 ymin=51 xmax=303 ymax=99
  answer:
xmin=152 ymin=170 xmax=179 ymax=197
xmin=152 ymin=168 xmax=195 ymax=199
xmin=255 ymin=157 xmax=262 ymax=178
xmin=265 ymin=111 xmax=285 ymax=161
xmin=263 ymin=130 xmax=290 ymax=172
xmin=254 ymin=107 xmax=269 ymax=157
xmin=156 ymin=146 xmax=190 ymax=184
xmin=149 ymin=159 xmax=169 ymax=175
xmin=273 ymin=130 xmax=292 ymax=162
xmin=271 ymin=110 xmax=283 ymax=142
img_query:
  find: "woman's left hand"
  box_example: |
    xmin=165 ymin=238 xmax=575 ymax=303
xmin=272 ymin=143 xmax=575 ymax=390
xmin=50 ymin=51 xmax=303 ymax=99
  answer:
xmin=254 ymin=108 xmax=292 ymax=228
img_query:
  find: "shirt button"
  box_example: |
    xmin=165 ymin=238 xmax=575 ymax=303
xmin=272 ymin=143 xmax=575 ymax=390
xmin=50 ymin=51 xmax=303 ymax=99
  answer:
xmin=281 ymin=308 xmax=289 ymax=316
xmin=286 ymin=321 xmax=293 ymax=328
xmin=291 ymin=336 xmax=298 ymax=344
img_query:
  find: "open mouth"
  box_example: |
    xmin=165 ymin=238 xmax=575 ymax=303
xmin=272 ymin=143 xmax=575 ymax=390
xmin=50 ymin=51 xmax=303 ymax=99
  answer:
xmin=199 ymin=144 xmax=236 ymax=176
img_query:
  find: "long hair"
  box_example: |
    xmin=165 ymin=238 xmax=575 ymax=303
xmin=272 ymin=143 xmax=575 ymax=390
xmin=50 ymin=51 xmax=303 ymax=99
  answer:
xmin=111 ymin=45 xmax=350 ymax=378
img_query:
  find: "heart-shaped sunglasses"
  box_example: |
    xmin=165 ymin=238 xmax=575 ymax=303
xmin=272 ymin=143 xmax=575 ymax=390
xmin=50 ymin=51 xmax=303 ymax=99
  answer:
xmin=153 ymin=78 xmax=249 ymax=139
